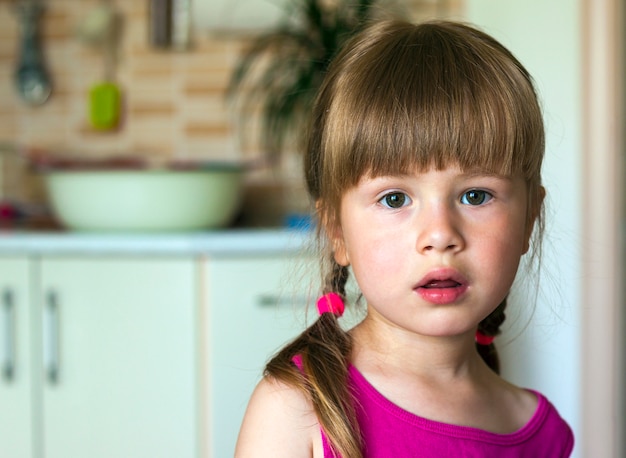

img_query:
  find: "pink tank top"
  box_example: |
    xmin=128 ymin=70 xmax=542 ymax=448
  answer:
xmin=322 ymin=365 xmax=574 ymax=457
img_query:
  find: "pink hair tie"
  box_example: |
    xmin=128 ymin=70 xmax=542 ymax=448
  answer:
xmin=316 ymin=292 xmax=345 ymax=317
xmin=475 ymin=331 xmax=495 ymax=346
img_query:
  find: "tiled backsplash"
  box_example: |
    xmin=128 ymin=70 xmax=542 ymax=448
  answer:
xmin=0 ymin=0 xmax=460 ymax=223
xmin=1 ymin=1 xmax=244 ymax=161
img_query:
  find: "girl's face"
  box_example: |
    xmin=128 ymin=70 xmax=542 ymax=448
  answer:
xmin=330 ymin=165 xmax=534 ymax=340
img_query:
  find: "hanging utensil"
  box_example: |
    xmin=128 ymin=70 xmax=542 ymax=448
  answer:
xmin=76 ymin=1 xmax=122 ymax=130
xmin=14 ymin=0 xmax=52 ymax=106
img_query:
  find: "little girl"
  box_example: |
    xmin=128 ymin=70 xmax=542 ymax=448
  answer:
xmin=236 ymin=20 xmax=574 ymax=457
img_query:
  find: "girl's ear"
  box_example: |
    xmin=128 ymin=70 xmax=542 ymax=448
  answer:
xmin=333 ymin=237 xmax=350 ymax=266
xmin=317 ymin=200 xmax=350 ymax=266
xmin=523 ymin=185 xmax=546 ymax=254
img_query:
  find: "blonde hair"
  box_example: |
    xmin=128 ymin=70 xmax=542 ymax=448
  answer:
xmin=267 ymin=19 xmax=546 ymax=458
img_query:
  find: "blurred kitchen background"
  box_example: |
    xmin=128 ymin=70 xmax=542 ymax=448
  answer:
xmin=0 ymin=0 xmax=622 ymax=457
xmin=0 ymin=0 xmax=461 ymax=227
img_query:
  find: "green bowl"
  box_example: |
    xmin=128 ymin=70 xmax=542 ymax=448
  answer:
xmin=44 ymin=169 xmax=243 ymax=231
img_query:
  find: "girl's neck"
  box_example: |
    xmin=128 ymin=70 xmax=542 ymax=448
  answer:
xmin=348 ymin=316 xmax=537 ymax=435
xmin=349 ymin=317 xmax=491 ymax=385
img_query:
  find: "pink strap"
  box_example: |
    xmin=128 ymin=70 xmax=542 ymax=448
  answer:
xmin=291 ymin=353 xmax=338 ymax=458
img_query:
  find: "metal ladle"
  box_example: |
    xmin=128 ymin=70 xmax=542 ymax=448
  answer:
xmin=14 ymin=0 xmax=52 ymax=106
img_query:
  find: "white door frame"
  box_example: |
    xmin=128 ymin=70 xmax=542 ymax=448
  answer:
xmin=581 ymin=0 xmax=624 ymax=456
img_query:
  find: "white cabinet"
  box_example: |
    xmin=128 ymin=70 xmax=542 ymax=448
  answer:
xmin=0 ymin=248 xmax=316 ymax=458
xmin=0 ymin=257 xmax=35 ymax=458
xmin=0 ymin=255 xmax=198 ymax=458
xmin=202 ymin=255 xmax=314 ymax=457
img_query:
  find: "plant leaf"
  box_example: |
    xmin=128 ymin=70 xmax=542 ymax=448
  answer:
xmin=227 ymin=0 xmax=397 ymax=162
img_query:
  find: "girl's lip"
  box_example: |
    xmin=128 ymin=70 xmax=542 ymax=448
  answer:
xmin=414 ymin=268 xmax=469 ymax=305
xmin=415 ymin=268 xmax=468 ymax=288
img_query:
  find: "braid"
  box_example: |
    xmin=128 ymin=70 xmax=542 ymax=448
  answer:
xmin=476 ymin=297 xmax=507 ymax=374
xmin=265 ymin=255 xmax=362 ymax=458
xmin=328 ymin=257 xmax=350 ymax=296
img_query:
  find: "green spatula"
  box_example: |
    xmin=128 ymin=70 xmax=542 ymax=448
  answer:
xmin=89 ymin=80 xmax=120 ymax=130
xmin=79 ymin=3 xmax=122 ymax=131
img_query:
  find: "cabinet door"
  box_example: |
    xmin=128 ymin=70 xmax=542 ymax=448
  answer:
xmin=0 ymin=256 xmax=36 ymax=458
xmin=203 ymin=255 xmax=316 ymax=457
xmin=39 ymin=256 xmax=198 ymax=458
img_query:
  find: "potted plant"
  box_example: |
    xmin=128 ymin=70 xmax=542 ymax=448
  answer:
xmin=227 ymin=0 xmax=402 ymax=165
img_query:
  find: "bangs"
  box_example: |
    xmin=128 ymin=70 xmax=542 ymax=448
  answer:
xmin=308 ymin=21 xmax=545 ymax=201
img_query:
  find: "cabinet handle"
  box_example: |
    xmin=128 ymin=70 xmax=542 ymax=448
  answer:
xmin=43 ymin=291 xmax=60 ymax=385
xmin=1 ymin=289 xmax=15 ymax=382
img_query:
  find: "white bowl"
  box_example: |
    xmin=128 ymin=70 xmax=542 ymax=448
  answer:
xmin=44 ymin=169 xmax=244 ymax=231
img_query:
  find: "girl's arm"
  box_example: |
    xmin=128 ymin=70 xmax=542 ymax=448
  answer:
xmin=235 ymin=377 xmax=321 ymax=458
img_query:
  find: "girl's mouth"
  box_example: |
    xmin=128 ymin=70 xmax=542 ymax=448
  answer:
xmin=415 ymin=270 xmax=468 ymax=305
xmin=422 ymin=279 xmax=461 ymax=289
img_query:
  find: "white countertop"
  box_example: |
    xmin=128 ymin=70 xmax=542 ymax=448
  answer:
xmin=0 ymin=228 xmax=315 ymax=257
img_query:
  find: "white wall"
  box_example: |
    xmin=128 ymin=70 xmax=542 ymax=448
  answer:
xmin=463 ymin=1 xmax=582 ymax=456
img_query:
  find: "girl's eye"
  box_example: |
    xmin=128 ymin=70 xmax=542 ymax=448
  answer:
xmin=460 ymin=190 xmax=492 ymax=206
xmin=380 ymin=192 xmax=411 ymax=209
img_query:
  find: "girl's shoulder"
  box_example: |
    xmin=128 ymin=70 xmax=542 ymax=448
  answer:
xmin=235 ymin=376 xmax=322 ymax=458
xmin=499 ymin=382 xmax=542 ymax=432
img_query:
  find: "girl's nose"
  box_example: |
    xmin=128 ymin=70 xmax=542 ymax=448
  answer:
xmin=416 ymin=204 xmax=465 ymax=254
